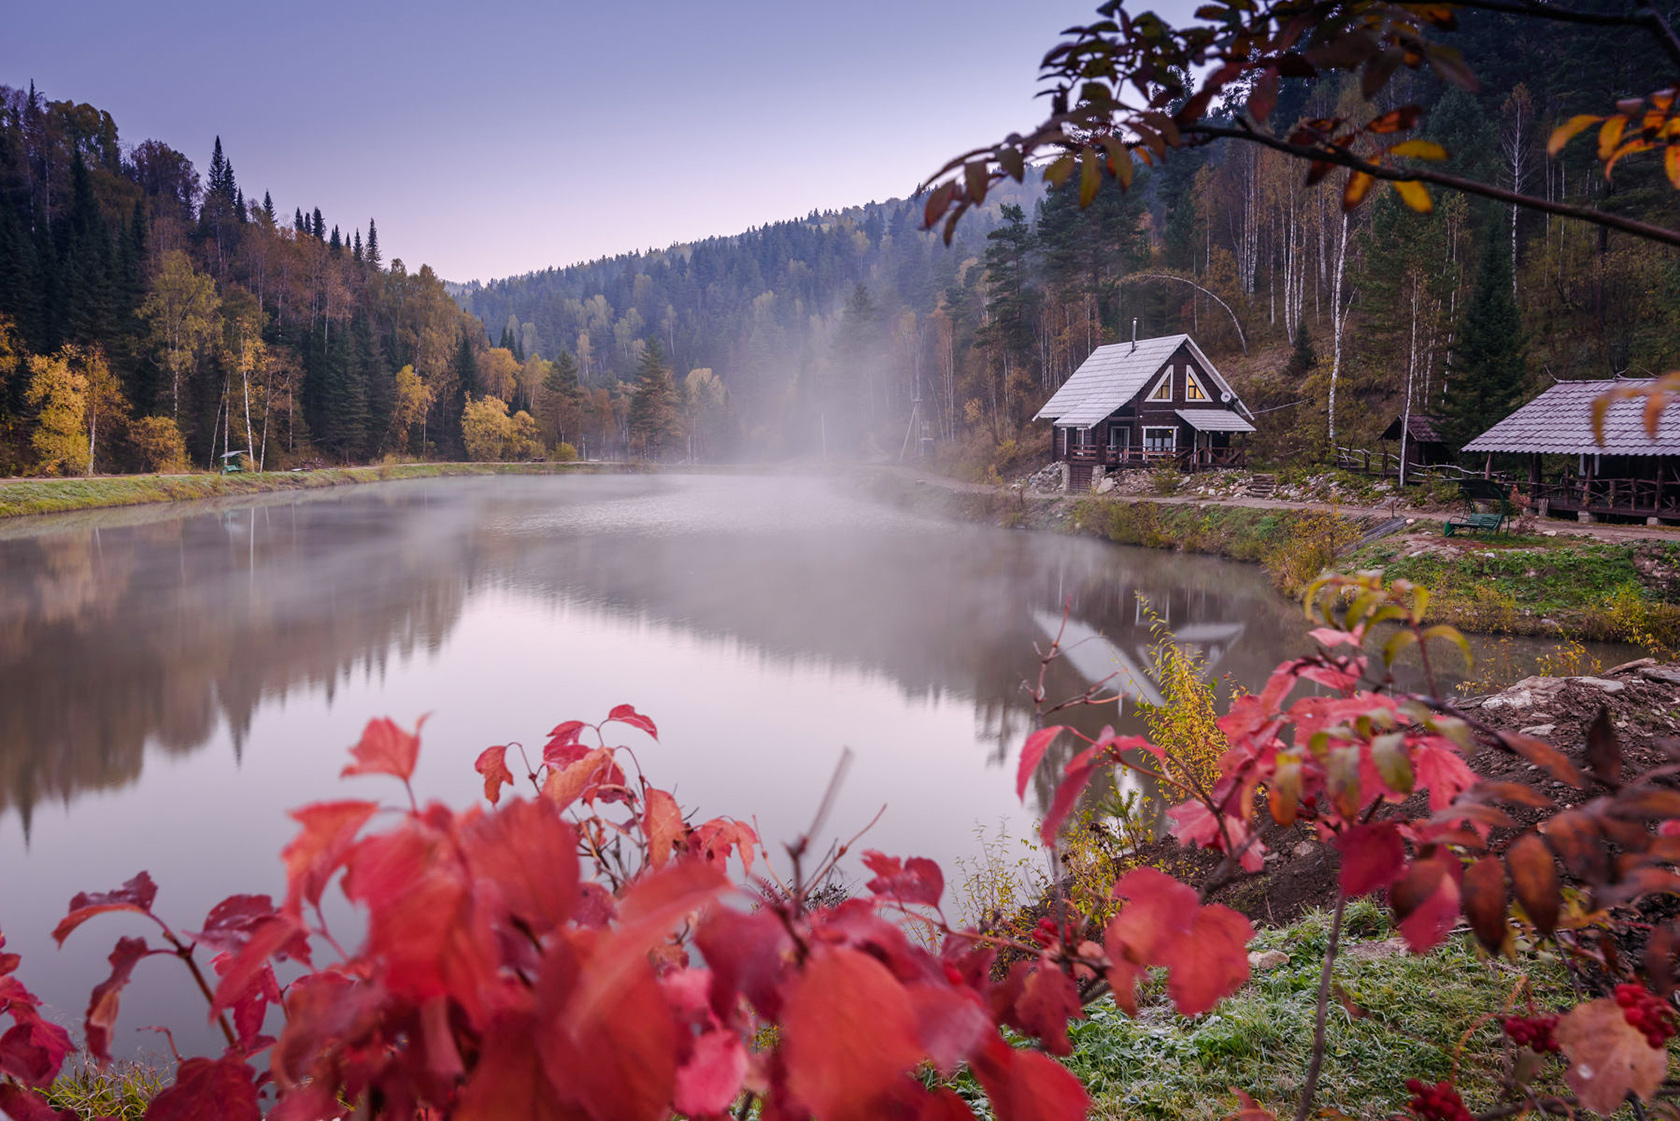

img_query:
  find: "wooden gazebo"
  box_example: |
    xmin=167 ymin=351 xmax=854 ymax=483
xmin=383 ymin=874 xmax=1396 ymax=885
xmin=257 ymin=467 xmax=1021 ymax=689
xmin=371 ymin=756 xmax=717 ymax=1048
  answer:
xmin=1379 ymin=413 xmax=1454 ymax=479
xmin=1463 ymin=379 xmax=1680 ymax=523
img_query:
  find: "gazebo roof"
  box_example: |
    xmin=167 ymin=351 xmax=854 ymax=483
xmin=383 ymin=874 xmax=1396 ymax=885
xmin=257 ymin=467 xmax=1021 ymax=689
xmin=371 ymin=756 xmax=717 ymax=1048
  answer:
xmin=1463 ymin=380 xmax=1680 ymax=456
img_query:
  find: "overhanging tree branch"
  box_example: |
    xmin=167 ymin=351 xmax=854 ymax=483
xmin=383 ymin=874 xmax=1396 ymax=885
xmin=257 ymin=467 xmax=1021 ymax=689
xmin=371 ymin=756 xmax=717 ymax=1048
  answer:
xmin=1187 ymin=122 xmax=1680 ymax=249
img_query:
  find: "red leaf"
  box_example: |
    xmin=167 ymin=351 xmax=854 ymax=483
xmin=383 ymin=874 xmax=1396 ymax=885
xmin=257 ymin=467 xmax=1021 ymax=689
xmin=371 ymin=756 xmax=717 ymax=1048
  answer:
xmin=52 ymin=872 xmax=158 ymax=945
xmin=193 ymin=894 xmax=305 ymax=961
xmin=1162 ymin=906 xmax=1253 ymax=1016
xmin=340 ymin=715 xmax=424 ymax=782
xmin=460 ymin=797 xmax=580 ymax=936
xmin=1332 ymin=822 xmax=1405 ymax=896
xmin=1108 ymin=867 xmax=1198 ymax=963
xmin=210 ymin=915 xmax=307 ymax=1021
xmin=784 ymin=947 xmax=923 ymax=1121
xmin=539 ymin=940 xmax=677 ymax=1121
xmin=0 ymin=1022 xmax=64 ymax=1089
xmin=474 ymin=745 xmax=515 ymax=806
xmin=1016 ymin=726 xmax=1068 ymax=799
xmin=1555 ymin=997 xmax=1668 ymax=1113
xmin=643 ymin=788 xmax=685 ymax=869
xmin=1009 ymin=965 xmax=1083 ymax=1055
xmin=0 ymin=1083 xmax=75 ymax=1121
xmin=607 ymin=703 xmax=659 ymax=740
xmin=690 ymin=817 xmax=759 ymax=876
xmin=674 ymin=1028 xmax=748 ymax=1116
xmin=1461 ymin=855 xmax=1509 ymax=952
xmin=1390 ymin=856 xmax=1461 ymax=952
xmin=1040 ymin=749 xmax=1103 ymax=844
xmin=546 ymin=719 xmax=587 ymax=746
xmin=696 ymin=906 xmax=793 ymax=1021
xmin=340 ymin=818 xmax=501 ymax=1020
xmin=455 ymin=1014 xmax=573 ymax=1121
xmin=541 ymin=747 xmax=616 ymax=811
xmin=83 ymin=936 xmax=149 ymax=1063
xmin=572 ymin=862 xmax=729 ymax=1025
xmin=1413 ymin=739 xmax=1478 ymax=810
xmin=279 ymin=800 xmax=378 ymax=917
xmin=862 ymin=852 xmax=945 ymax=907
xmin=144 ymin=1056 xmax=262 ymax=1121
xmin=972 ymin=1036 xmax=1089 ymax=1121
xmin=906 ymin=982 xmax=990 ymax=1075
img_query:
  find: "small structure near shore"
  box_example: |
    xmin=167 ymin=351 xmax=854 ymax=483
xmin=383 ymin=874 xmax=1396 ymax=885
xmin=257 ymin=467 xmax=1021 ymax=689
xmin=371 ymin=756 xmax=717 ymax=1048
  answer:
xmin=1035 ymin=333 xmax=1255 ymax=491
xmin=1464 ymin=379 xmax=1680 ymax=523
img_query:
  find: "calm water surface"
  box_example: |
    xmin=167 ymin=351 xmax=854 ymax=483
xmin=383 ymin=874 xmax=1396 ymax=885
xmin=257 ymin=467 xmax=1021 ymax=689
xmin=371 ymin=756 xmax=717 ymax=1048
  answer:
xmin=0 ymin=473 xmax=1599 ymax=1054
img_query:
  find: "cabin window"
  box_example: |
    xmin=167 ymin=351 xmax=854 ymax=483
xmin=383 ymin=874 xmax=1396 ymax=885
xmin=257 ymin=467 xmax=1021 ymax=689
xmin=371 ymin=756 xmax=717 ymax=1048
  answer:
xmin=1143 ymin=426 xmax=1177 ymax=453
xmin=1147 ymin=372 xmax=1173 ymax=402
xmin=1184 ymin=371 xmax=1208 ymax=401
xmin=1107 ymin=424 xmax=1129 ymax=453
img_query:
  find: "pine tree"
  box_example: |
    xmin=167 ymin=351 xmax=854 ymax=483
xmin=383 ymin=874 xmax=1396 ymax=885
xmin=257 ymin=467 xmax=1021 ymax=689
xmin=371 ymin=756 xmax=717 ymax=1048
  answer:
xmin=263 ymin=192 xmax=276 ymax=225
xmin=499 ymin=324 xmax=516 ymax=351
xmin=543 ymin=349 xmax=583 ymax=443
xmin=235 ymin=188 xmax=246 ymax=223
xmin=294 ymin=208 xmax=306 ymax=233
xmin=1440 ymin=239 xmax=1527 ymax=452
xmin=352 ymin=229 xmax=363 ymax=262
xmin=329 ymin=225 xmax=341 ymax=253
xmin=627 ymin=340 xmax=682 ymax=459
xmin=311 ymin=208 xmax=325 ymax=241
xmin=365 ymin=219 xmax=381 ymax=269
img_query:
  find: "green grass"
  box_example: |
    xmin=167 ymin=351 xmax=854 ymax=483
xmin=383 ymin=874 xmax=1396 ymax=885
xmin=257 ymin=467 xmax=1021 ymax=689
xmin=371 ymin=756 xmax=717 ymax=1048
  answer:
xmin=1026 ymin=903 xmax=1574 ymax=1121
xmin=1348 ymin=536 xmax=1680 ymax=642
xmin=46 ymin=1058 xmax=167 ymax=1120
xmin=0 ymin=461 xmax=633 ymax=519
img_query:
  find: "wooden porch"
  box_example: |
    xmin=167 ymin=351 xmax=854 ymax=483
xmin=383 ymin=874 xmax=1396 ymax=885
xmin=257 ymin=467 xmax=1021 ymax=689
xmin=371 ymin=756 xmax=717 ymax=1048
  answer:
xmin=1525 ymin=476 xmax=1680 ymax=522
xmin=1064 ymin=444 xmax=1249 ymax=472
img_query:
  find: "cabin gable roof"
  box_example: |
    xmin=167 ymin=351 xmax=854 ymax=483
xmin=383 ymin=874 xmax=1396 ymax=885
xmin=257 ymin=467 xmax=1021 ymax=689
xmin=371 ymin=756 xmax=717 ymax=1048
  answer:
xmin=1035 ymin=334 xmax=1251 ymax=427
xmin=1463 ymin=380 xmax=1680 ymax=456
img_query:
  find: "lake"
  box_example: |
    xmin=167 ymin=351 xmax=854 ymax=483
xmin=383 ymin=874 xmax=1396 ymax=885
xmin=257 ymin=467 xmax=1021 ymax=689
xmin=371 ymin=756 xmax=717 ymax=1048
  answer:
xmin=0 ymin=472 xmax=1593 ymax=1056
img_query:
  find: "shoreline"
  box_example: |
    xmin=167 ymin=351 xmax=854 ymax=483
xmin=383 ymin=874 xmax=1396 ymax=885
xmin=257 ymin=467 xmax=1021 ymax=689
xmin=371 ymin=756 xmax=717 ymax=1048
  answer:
xmin=0 ymin=462 xmax=647 ymax=519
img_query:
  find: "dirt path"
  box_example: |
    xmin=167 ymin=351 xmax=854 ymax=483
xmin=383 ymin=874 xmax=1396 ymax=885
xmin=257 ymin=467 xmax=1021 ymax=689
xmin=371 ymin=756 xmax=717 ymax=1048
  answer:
xmin=871 ymin=464 xmax=1680 ymax=546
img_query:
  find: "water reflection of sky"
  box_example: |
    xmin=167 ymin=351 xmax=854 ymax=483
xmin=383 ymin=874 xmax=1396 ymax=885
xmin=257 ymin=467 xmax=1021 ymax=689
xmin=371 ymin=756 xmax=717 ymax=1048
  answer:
xmin=0 ymin=473 xmax=1616 ymax=1056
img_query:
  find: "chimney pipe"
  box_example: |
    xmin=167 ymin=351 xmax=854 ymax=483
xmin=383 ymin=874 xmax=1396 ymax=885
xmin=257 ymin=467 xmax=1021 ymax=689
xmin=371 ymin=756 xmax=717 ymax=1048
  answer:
xmin=1131 ymin=318 xmax=1138 ymax=352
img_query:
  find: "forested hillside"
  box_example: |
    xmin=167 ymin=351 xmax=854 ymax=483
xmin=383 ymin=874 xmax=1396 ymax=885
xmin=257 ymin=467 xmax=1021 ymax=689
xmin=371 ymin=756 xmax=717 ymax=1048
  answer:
xmin=467 ymin=6 xmax=1680 ymax=468
xmin=0 ymin=83 xmax=484 ymax=476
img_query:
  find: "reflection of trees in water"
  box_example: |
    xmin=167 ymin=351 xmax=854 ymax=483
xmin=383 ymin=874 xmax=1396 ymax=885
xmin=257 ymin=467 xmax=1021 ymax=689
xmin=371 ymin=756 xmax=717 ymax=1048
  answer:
xmin=0 ymin=497 xmax=471 ymax=832
xmin=0 ymin=477 xmax=1307 ymax=830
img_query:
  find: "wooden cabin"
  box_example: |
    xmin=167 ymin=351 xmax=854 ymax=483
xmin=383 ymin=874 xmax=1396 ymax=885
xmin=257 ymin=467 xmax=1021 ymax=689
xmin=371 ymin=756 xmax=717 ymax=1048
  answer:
xmin=1463 ymin=379 xmax=1680 ymax=523
xmin=1035 ymin=334 xmax=1255 ymax=490
xmin=1379 ymin=413 xmax=1455 ymax=478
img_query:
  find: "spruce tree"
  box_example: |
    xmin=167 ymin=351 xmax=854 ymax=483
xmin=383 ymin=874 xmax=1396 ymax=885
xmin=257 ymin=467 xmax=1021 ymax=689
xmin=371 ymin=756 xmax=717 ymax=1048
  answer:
xmin=365 ymin=219 xmax=381 ymax=269
xmin=543 ymin=349 xmax=583 ymax=443
xmin=329 ymin=226 xmax=342 ymax=253
xmin=1441 ymin=239 xmax=1527 ymax=452
xmin=1284 ymin=320 xmax=1317 ymax=382
xmin=294 ymin=208 xmax=306 ymax=233
xmin=263 ymin=192 xmax=276 ymax=225
xmin=627 ymin=340 xmax=682 ymax=460
xmin=311 ymin=208 xmax=325 ymax=241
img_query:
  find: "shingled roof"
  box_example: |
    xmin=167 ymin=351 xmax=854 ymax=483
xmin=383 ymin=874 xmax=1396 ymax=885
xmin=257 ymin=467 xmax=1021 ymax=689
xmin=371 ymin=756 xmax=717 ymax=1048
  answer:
xmin=1463 ymin=380 xmax=1680 ymax=456
xmin=1034 ymin=335 xmax=1250 ymax=428
xmin=1380 ymin=414 xmax=1445 ymax=443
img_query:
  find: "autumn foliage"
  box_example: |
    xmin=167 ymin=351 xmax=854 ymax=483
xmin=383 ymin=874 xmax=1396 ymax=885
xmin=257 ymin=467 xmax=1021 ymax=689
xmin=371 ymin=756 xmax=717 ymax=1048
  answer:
xmin=4 ymin=576 xmax=1680 ymax=1119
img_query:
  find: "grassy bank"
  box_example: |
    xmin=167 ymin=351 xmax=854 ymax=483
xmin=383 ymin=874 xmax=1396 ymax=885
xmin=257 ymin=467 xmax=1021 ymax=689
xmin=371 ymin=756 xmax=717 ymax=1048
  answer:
xmin=1343 ymin=532 xmax=1680 ymax=645
xmin=0 ymin=462 xmax=633 ymax=519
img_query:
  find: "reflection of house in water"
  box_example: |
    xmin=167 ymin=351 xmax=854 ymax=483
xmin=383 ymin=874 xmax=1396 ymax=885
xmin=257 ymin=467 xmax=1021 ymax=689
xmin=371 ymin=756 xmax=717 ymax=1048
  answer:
xmin=1032 ymin=608 xmax=1248 ymax=710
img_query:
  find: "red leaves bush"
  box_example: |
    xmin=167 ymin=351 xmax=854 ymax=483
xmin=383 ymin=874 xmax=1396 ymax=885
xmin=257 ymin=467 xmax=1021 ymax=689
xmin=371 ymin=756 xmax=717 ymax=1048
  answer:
xmin=4 ymin=576 xmax=1680 ymax=1120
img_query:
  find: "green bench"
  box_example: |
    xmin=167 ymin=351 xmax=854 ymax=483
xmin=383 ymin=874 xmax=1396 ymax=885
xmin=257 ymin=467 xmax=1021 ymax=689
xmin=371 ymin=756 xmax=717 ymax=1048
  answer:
xmin=1444 ymin=479 xmax=1512 ymax=537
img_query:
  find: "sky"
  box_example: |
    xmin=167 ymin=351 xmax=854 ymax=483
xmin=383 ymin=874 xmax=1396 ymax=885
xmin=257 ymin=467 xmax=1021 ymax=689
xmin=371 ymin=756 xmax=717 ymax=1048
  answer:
xmin=5 ymin=0 xmax=1116 ymax=283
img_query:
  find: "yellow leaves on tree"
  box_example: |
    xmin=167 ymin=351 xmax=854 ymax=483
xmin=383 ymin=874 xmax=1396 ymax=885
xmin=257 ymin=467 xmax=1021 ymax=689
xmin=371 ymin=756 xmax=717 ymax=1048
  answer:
xmin=139 ymin=251 xmax=220 ymax=421
xmin=389 ymin=365 xmax=434 ymax=448
xmin=461 ymin=395 xmax=543 ymax=462
xmin=129 ymin=416 xmax=188 ymax=473
xmin=478 ymin=348 xmax=522 ymax=403
xmin=23 ymin=344 xmax=129 ymax=476
xmin=25 ymin=349 xmax=89 ymax=476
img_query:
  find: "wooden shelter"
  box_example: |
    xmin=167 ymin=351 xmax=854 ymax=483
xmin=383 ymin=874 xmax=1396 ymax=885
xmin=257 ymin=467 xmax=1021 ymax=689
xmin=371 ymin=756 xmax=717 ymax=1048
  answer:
xmin=1379 ymin=413 xmax=1454 ymax=478
xmin=1463 ymin=379 xmax=1680 ymax=522
xmin=1035 ymin=333 xmax=1255 ymax=490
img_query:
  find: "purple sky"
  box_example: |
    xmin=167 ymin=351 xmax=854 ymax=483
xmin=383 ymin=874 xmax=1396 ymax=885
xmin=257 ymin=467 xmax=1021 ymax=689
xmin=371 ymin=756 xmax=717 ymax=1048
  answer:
xmin=6 ymin=0 xmax=1122 ymax=283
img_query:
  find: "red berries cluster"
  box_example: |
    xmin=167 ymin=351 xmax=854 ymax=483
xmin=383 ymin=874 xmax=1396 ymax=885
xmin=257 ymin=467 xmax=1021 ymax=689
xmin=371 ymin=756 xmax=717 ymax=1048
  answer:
xmin=1502 ymin=1014 xmax=1560 ymax=1053
xmin=1615 ymin=983 xmax=1676 ymax=1049
xmin=1405 ymin=1079 xmax=1473 ymax=1121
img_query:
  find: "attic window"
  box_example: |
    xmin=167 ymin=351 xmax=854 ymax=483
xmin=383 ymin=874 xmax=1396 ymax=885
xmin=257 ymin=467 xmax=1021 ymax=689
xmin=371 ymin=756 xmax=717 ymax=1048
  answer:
xmin=1185 ymin=372 xmax=1208 ymax=401
xmin=1148 ymin=373 xmax=1173 ymax=402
